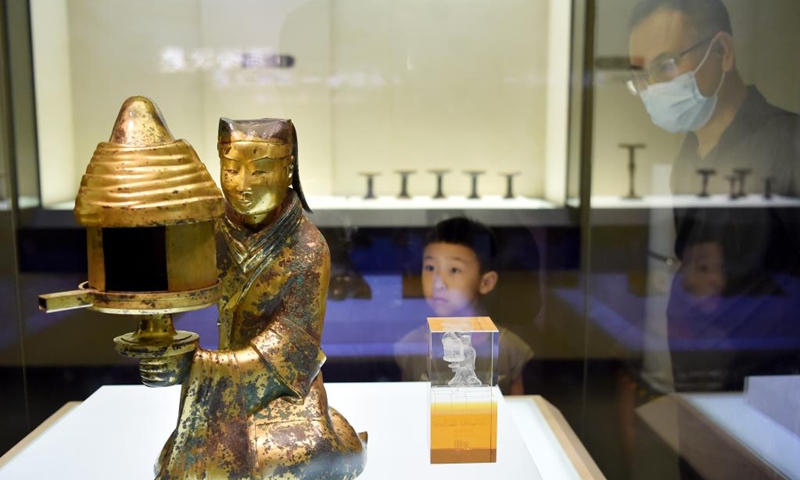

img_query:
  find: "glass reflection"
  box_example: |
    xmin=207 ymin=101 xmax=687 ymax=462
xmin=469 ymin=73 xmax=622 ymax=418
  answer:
xmin=602 ymin=0 xmax=800 ymax=478
xmin=628 ymin=0 xmax=800 ymax=390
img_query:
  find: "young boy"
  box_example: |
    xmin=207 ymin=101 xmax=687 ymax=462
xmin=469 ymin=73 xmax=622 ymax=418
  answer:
xmin=394 ymin=217 xmax=534 ymax=395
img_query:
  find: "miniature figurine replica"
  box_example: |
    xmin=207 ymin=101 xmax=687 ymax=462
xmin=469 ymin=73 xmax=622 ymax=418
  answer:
xmin=443 ymin=332 xmax=482 ymax=387
xmin=428 ymin=317 xmax=499 ymax=465
xmin=152 ymin=118 xmax=367 ymax=479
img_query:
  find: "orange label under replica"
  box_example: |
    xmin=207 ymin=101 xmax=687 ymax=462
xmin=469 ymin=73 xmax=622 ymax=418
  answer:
xmin=430 ymin=389 xmax=498 ymax=464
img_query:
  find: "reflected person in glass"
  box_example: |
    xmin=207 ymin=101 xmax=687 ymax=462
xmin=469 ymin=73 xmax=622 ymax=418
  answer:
xmin=628 ymin=0 xmax=800 ymax=196
xmin=628 ymin=0 xmax=800 ymax=392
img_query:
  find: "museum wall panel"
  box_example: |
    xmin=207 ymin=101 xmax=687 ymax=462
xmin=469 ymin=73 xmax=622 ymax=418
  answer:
xmin=579 ymin=1 xmax=800 ymax=478
xmin=31 ymin=0 xmax=566 ymax=205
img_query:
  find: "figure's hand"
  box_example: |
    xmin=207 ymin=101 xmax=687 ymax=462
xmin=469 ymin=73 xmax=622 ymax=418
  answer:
xmin=139 ymin=351 xmax=193 ymax=387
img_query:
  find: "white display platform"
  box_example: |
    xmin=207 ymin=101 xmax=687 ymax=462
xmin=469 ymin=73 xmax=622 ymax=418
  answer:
xmin=638 ymin=392 xmax=800 ymax=480
xmin=685 ymin=394 xmax=800 ymax=479
xmin=0 ymin=383 xmax=589 ymax=480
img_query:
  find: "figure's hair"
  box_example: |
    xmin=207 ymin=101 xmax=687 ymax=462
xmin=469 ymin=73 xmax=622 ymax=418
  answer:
xmin=425 ymin=217 xmax=498 ymax=273
xmin=629 ymin=0 xmax=732 ymax=37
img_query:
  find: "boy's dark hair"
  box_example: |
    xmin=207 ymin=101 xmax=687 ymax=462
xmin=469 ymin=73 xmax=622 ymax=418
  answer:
xmin=629 ymin=0 xmax=732 ymax=37
xmin=425 ymin=217 xmax=498 ymax=272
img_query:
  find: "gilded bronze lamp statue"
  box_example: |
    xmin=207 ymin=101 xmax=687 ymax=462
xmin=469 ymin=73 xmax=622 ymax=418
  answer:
xmin=40 ymin=98 xmax=367 ymax=479
xmin=148 ymin=117 xmax=367 ymax=479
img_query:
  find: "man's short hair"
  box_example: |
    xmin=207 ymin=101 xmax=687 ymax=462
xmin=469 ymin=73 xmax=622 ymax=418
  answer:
xmin=425 ymin=217 xmax=498 ymax=273
xmin=629 ymin=0 xmax=732 ymax=37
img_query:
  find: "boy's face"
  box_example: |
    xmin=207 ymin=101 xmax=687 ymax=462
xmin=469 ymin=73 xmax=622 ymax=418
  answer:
xmin=681 ymin=241 xmax=725 ymax=298
xmin=422 ymin=242 xmax=497 ymax=317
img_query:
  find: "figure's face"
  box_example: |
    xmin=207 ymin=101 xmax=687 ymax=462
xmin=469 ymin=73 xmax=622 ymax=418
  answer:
xmin=220 ymin=142 xmax=293 ymax=217
xmin=422 ymin=242 xmax=495 ymax=317
xmin=629 ymin=9 xmax=722 ymax=97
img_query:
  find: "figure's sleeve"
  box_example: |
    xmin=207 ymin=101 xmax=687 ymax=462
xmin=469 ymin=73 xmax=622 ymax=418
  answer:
xmin=197 ymin=221 xmax=330 ymax=411
xmin=249 ymin=225 xmax=331 ymax=399
xmin=250 ymin=312 xmax=327 ymax=399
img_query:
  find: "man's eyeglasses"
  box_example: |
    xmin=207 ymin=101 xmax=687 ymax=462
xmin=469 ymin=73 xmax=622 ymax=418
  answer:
xmin=626 ymin=35 xmax=716 ymax=95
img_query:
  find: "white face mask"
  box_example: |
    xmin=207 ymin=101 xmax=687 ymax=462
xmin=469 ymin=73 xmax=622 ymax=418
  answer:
xmin=640 ymin=41 xmax=726 ymax=133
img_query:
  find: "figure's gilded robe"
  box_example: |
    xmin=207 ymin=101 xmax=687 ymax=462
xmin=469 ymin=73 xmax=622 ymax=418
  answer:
xmin=155 ymin=191 xmax=366 ymax=479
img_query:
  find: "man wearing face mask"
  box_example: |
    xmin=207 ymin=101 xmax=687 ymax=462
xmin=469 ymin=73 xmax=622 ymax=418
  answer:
xmin=629 ymin=0 xmax=800 ymax=194
xmin=627 ymin=0 xmax=800 ymax=394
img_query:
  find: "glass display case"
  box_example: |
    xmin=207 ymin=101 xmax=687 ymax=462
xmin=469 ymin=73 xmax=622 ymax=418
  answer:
xmin=26 ymin=0 xmax=572 ymax=214
xmin=1 ymin=0 xmax=799 ymax=478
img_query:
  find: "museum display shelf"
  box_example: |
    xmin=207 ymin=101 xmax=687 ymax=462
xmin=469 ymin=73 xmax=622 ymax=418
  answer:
xmin=569 ymin=195 xmax=800 ymax=226
xmin=24 ymin=191 xmax=800 ymax=229
xmin=0 ymin=383 xmax=602 ymax=480
xmin=28 ymin=195 xmax=569 ymax=228
xmin=305 ymin=196 xmax=568 ymax=228
xmin=637 ymin=391 xmax=800 ymax=479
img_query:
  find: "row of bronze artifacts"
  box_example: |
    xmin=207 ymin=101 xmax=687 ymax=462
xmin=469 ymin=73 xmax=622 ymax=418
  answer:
xmin=620 ymin=144 xmax=775 ymax=200
xmin=358 ymin=170 xmax=523 ymax=200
